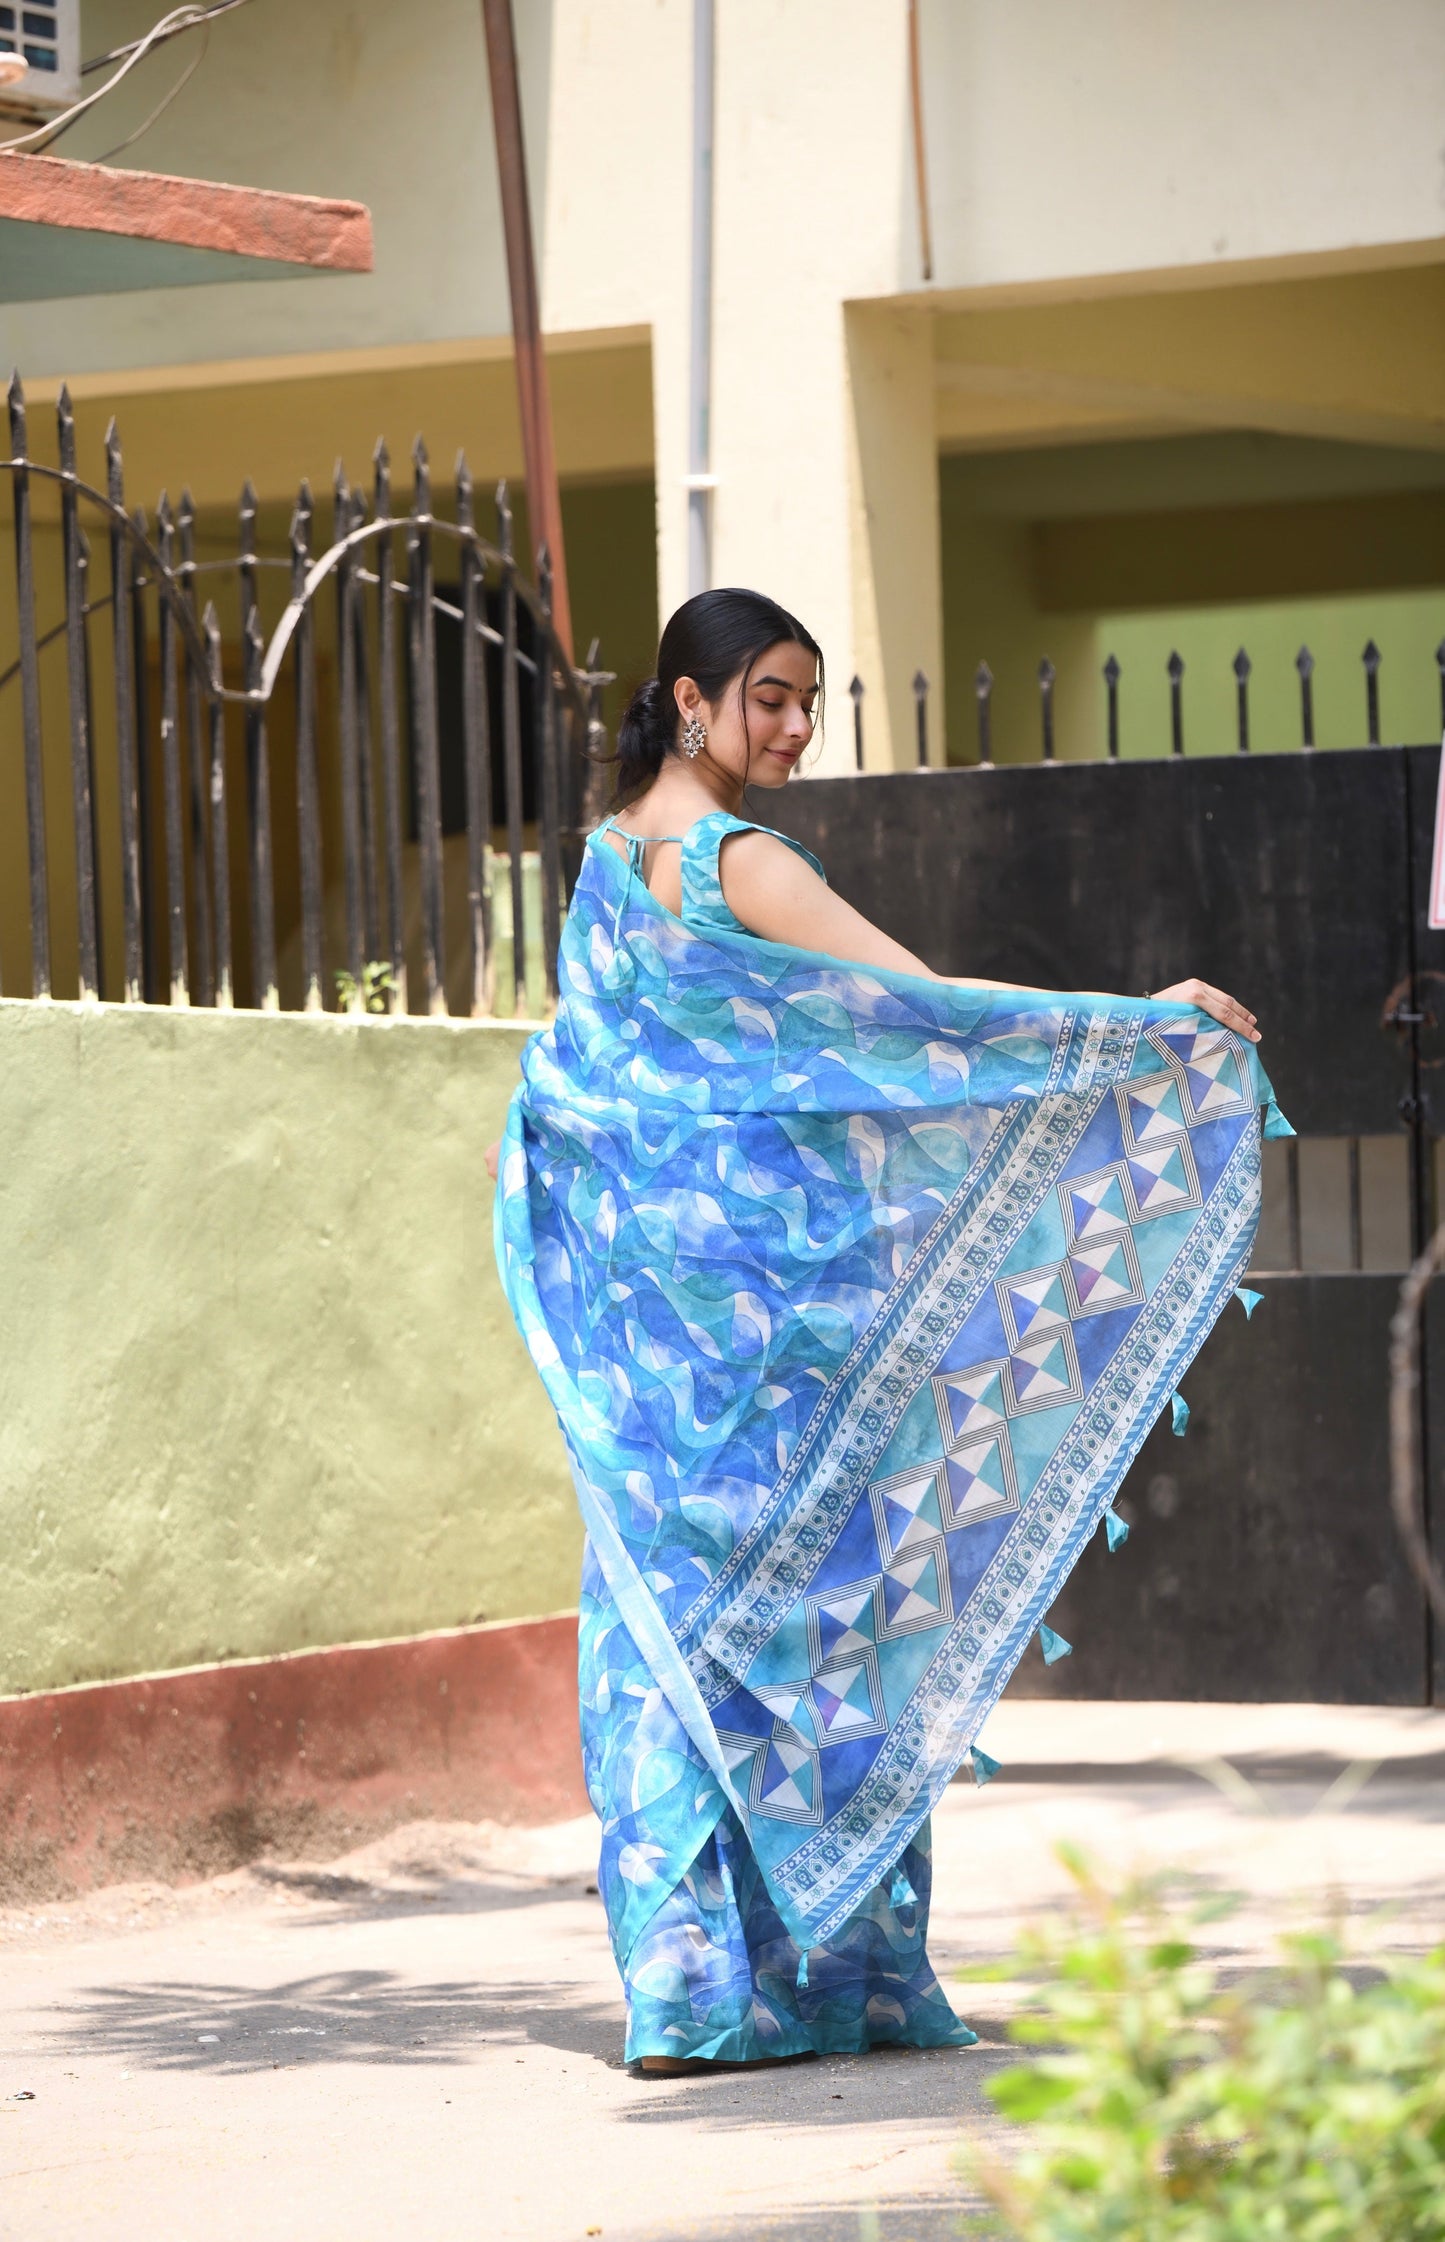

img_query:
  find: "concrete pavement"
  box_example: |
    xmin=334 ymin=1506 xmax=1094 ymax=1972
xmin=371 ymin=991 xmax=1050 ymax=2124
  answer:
xmin=3 ymin=1700 xmax=1443 ymax=2242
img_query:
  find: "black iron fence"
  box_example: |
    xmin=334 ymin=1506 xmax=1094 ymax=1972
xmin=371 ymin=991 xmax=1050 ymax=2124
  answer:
xmin=850 ymin=639 xmax=1445 ymax=769
xmin=0 ymin=372 xmax=606 ymax=1018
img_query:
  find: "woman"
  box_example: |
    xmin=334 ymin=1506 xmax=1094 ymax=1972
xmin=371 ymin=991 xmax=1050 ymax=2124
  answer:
xmin=493 ymin=588 xmax=1283 ymax=2074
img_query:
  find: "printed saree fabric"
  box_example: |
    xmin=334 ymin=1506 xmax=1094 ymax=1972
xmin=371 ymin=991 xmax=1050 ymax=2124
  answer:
xmin=496 ymin=812 xmax=1289 ymax=1986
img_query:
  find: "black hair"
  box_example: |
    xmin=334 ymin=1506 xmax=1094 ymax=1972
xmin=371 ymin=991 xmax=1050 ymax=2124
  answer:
xmin=610 ymin=587 xmax=824 ymax=803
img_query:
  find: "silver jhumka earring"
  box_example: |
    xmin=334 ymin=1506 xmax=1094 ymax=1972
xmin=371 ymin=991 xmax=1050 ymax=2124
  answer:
xmin=681 ymin=715 xmax=706 ymax=759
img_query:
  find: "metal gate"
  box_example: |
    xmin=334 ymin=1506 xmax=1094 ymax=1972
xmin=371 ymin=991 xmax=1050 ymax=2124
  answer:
xmin=769 ymin=744 xmax=1445 ymax=1704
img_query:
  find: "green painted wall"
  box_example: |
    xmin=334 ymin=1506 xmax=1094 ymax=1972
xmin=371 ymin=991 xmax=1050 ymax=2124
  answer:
xmin=941 ymin=434 xmax=1445 ymax=765
xmin=0 ymin=1000 xmax=577 ymax=1698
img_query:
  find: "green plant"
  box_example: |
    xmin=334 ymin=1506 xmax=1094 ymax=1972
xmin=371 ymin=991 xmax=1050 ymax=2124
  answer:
xmin=961 ymin=1846 xmax=1445 ymax=2241
xmin=335 ymin=961 xmax=395 ymax=1015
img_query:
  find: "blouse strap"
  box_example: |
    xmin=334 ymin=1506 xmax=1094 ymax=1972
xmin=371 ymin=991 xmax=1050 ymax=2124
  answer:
xmin=680 ymin=810 xmax=825 ymax=927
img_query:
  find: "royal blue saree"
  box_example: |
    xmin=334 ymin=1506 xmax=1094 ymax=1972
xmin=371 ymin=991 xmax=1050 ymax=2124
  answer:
xmin=496 ymin=810 xmax=1288 ymax=2062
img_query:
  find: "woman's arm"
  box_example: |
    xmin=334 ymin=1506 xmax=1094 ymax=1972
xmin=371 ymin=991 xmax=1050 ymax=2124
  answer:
xmin=718 ymin=830 xmax=1260 ymax=1042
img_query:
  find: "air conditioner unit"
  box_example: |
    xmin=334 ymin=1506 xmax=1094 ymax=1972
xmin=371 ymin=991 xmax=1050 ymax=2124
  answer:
xmin=0 ymin=0 xmax=82 ymax=122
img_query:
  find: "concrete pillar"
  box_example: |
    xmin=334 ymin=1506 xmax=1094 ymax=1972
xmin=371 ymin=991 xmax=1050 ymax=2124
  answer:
xmin=662 ymin=0 xmax=940 ymax=778
xmin=845 ymin=306 xmax=945 ymax=772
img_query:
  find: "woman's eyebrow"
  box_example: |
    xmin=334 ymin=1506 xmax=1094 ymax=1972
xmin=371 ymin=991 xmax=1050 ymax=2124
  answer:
xmin=754 ymin=674 xmax=818 ymax=693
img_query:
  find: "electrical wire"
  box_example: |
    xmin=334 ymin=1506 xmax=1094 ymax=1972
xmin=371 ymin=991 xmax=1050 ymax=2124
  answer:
xmin=87 ymin=26 xmax=209 ymax=163
xmin=81 ymin=0 xmax=252 ymax=76
xmin=0 ymin=0 xmax=255 ymax=156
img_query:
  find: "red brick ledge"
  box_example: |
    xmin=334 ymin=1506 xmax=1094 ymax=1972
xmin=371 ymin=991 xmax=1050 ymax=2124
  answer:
xmin=0 ymin=1613 xmax=586 ymax=1904
xmin=0 ymin=150 xmax=373 ymax=270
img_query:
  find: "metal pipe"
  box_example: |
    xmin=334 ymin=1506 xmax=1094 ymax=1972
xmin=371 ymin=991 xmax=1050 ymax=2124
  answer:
xmin=687 ymin=0 xmax=715 ymax=598
xmin=480 ymin=0 xmax=573 ymax=661
xmin=907 ymin=0 xmax=934 ymax=282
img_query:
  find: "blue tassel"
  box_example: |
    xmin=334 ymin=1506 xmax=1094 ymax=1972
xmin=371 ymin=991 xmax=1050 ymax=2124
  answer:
xmin=1235 ymin=1286 xmax=1264 ymax=1320
xmin=1104 ymin=1506 xmax=1130 ymax=1553
xmin=889 ymin=1864 xmax=917 ymax=1914
xmin=1171 ymin=1390 xmax=1190 ymax=1437
xmin=796 ymin=1948 xmax=810 ymax=1991
xmin=1038 ymin=1623 xmax=1072 ymax=1665
xmin=970 ymin=1745 xmax=1000 ymax=1787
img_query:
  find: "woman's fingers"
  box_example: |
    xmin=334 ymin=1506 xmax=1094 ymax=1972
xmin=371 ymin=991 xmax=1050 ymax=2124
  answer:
xmin=484 ymin=1139 xmax=501 ymax=1180
xmin=1153 ymin=979 xmax=1261 ymax=1041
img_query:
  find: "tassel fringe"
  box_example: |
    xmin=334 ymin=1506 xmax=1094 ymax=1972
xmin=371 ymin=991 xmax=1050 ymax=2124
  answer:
xmin=971 ymin=1744 xmax=1001 ymax=1787
xmin=1104 ymin=1506 xmax=1130 ymax=1553
xmin=1235 ymin=1285 xmax=1264 ymax=1319
xmin=1038 ymin=1622 xmax=1072 ymax=1665
xmin=1171 ymin=1390 xmax=1190 ymax=1437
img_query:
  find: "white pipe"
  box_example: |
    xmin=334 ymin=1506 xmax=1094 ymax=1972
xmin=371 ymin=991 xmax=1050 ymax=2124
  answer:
xmin=687 ymin=0 xmax=714 ymax=599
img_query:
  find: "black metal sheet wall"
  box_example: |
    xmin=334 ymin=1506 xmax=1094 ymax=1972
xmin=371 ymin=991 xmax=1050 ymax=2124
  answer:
xmin=765 ymin=749 xmax=1419 ymax=1138
xmin=1009 ymin=1275 xmax=1426 ymax=1705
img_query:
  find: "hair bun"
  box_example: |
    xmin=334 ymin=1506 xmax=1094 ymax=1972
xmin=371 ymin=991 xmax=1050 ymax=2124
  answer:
xmin=615 ymin=675 xmax=676 ymax=793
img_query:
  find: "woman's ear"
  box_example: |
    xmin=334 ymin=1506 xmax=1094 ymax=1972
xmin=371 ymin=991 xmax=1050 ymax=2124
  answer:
xmin=674 ymin=675 xmax=702 ymax=722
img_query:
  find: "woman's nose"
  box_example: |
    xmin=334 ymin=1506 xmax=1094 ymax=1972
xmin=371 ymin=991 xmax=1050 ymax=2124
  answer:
xmin=784 ymin=703 xmax=813 ymax=741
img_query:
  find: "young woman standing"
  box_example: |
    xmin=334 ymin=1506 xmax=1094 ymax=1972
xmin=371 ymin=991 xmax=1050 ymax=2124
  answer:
xmin=492 ymin=588 xmax=1277 ymax=2073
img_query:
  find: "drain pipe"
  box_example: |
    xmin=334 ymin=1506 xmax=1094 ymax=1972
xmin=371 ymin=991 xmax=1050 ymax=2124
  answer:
xmin=685 ymin=0 xmax=715 ymax=597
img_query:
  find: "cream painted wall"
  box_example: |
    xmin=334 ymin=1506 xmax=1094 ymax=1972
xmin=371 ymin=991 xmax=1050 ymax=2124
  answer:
xmin=6 ymin=0 xmax=1445 ymax=777
xmin=917 ymin=0 xmax=1445 ymax=293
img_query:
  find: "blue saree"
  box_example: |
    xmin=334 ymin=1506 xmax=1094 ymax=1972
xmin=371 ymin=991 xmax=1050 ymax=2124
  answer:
xmin=496 ymin=810 xmax=1288 ymax=2062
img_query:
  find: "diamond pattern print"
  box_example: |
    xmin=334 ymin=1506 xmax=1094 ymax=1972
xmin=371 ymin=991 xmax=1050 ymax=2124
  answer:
xmin=868 ymin=1464 xmax=947 ymax=1565
xmin=933 ymin=1362 xmax=1009 ymax=1444
xmin=1062 ymin=1232 xmax=1145 ymax=1318
xmin=1115 ymin=1070 xmax=1188 ymax=1149
xmin=1004 ymin=1325 xmax=1085 ymax=1415
xmin=940 ymin=1430 xmax=1019 ymax=1527
xmin=1118 ymin=1132 xmax=1202 ymax=1222
xmin=810 ymin=1647 xmax=886 ymax=1742
xmin=996 ymin=1263 xmax=1073 ymax=1349
xmin=880 ymin=1542 xmax=954 ymax=1638
xmin=1058 ymin=1163 xmax=1133 ymax=1247
xmin=805 ymin=1577 xmax=883 ymax=1672
xmin=1147 ymin=1024 xmax=1252 ymax=1126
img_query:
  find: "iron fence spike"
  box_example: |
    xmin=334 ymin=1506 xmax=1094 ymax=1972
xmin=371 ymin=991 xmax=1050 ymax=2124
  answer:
xmin=975 ymin=661 xmax=993 ymax=692
xmin=1167 ymin=650 xmax=1184 ymax=680
xmin=1233 ymin=647 xmax=1251 ymax=681
xmin=7 ymin=372 xmax=26 ymax=452
xmin=1296 ymin=644 xmax=1315 ymax=678
xmin=913 ymin=669 xmax=928 ymax=694
xmin=1103 ymin=654 xmax=1120 ymax=684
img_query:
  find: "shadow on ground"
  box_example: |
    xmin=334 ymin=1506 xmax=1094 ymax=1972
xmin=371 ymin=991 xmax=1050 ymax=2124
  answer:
xmin=40 ymin=1969 xmax=626 ymax=2072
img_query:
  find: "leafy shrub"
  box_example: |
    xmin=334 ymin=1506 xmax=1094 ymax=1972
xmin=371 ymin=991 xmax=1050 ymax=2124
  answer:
xmin=961 ymin=1845 xmax=1445 ymax=2241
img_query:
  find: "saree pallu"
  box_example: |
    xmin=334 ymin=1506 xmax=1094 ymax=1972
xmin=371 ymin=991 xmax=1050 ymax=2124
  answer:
xmin=497 ymin=812 xmax=1289 ymax=2061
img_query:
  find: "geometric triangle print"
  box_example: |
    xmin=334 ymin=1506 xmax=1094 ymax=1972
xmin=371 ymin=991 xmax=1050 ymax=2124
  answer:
xmin=1123 ymin=1134 xmax=1201 ymax=1221
xmin=1006 ymin=1327 xmax=1084 ymax=1414
xmin=1061 ymin=1165 xmax=1131 ymax=1244
xmin=757 ymin=1734 xmax=817 ymax=1819
xmin=1179 ymin=1045 xmax=1248 ymax=1121
xmin=881 ymin=1545 xmax=953 ymax=1636
xmin=881 ymin=1471 xmax=945 ymax=1559
xmin=996 ymin=1264 xmax=1071 ymax=1347
xmin=934 ymin=1361 xmax=1008 ymax=1443
xmin=1117 ymin=1071 xmax=1186 ymax=1148
xmin=942 ymin=1432 xmax=1019 ymax=1526
xmin=1065 ymin=1235 xmax=1145 ymax=1315
xmin=812 ymin=1655 xmax=883 ymax=1741
xmin=1150 ymin=1022 xmax=1227 ymax=1071
xmin=811 ymin=1583 xmax=879 ymax=1664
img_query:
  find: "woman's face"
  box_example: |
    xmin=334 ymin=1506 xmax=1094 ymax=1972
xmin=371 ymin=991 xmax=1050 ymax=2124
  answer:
xmin=675 ymin=639 xmax=819 ymax=789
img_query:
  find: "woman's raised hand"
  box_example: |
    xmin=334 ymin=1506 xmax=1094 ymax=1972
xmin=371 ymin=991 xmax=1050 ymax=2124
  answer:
xmin=1151 ymin=978 xmax=1260 ymax=1042
xmin=485 ymin=1139 xmax=501 ymax=1180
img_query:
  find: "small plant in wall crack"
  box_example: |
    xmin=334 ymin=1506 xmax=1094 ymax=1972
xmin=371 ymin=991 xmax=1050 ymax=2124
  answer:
xmin=335 ymin=962 xmax=396 ymax=1015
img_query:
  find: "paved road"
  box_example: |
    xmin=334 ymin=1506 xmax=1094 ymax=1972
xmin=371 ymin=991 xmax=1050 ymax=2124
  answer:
xmin=3 ymin=1701 xmax=1443 ymax=2242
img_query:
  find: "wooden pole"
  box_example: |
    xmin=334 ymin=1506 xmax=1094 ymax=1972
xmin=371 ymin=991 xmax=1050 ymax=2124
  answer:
xmin=480 ymin=0 xmax=573 ymax=663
